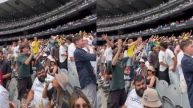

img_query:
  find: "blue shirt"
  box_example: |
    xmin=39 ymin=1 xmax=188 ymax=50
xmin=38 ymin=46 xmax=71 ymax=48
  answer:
xmin=74 ymin=48 xmax=96 ymax=89
xmin=181 ymin=54 xmax=193 ymax=108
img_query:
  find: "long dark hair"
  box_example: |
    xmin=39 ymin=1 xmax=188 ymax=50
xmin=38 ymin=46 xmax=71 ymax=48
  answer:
xmin=69 ymin=88 xmax=91 ymax=108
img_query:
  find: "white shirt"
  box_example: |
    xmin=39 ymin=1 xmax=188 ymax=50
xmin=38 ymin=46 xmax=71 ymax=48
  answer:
xmin=165 ymin=49 xmax=175 ymax=70
xmin=125 ymin=89 xmax=143 ymax=108
xmin=83 ymin=45 xmax=97 ymax=74
xmin=177 ymin=51 xmax=187 ymax=92
xmin=177 ymin=51 xmax=184 ymax=75
xmin=159 ymin=50 xmax=167 ymax=71
xmin=0 ymin=85 xmax=9 ymax=108
xmin=68 ymin=43 xmax=76 ymax=60
xmin=124 ymin=50 xmax=128 ymax=58
xmin=31 ymin=74 xmax=54 ymax=108
xmin=59 ymin=45 xmax=67 ymax=63
xmin=103 ymin=47 xmax=113 ymax=62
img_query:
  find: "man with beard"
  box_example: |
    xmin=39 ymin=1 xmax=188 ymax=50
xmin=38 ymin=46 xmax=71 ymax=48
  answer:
xmin=122 ymin=75 xmax=147 ymax=108
xmin=22 ymin=62 xmax=53 ymax=108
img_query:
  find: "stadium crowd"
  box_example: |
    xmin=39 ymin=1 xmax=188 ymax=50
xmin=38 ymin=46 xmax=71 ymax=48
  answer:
xmin=0 ymin=30 xmax=193 ymax=108
xmin=98 ymin=0 xmax=181 ymax=26
xmin=97 ymin=0 xmax=193 ymax=32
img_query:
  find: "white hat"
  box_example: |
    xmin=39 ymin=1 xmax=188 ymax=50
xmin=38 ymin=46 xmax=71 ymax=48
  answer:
xmin=43 ymin=53 xmax=47 ymax=57
xmin=142 ymin=88 xmax=162 ymax=107
xmin=139 ymin=58 xmax=145 ymax=63
xmin=147 ymin=66 xmax=155 ymax=72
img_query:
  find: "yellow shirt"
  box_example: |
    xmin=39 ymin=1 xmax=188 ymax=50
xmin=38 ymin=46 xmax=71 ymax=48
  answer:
xmin=127 ymin=44 xmax=136 ymax=57
xmin=31 ymin=41 xmax=40 ymax=55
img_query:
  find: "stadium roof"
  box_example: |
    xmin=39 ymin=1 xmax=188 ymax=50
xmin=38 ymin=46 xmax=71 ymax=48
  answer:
xmin=0 ymin=0 xmax=71 ymax=22
xmin=97 ymin=0 xmax=169 ymax=17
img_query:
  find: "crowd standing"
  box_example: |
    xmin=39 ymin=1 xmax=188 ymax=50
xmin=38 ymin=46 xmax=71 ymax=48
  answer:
xmin=97 ymin=31 xmax=193 ymax=108
xmin=0 ymin=30 xmax=193 ymax=108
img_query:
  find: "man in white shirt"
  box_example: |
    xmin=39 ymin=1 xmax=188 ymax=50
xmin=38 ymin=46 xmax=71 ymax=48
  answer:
xmin=159 ymin=42 xmax=170 ymax=84
xmin=0 ymin=84 xmax=9 ymax=108
xmin=177 ymin=50 xmax=187 ymax=92
xmin=122 ymin=75 xmax=147 ymax=108
xmin=22 ymin=63 xmax=53 ymax=108
xmin=159 ymin=41 xmax=178 ymax=85
xmin=59 ymin=38 xmax=68 ymax=70
xmin=66 ymin=36 xmax=80 ymax=88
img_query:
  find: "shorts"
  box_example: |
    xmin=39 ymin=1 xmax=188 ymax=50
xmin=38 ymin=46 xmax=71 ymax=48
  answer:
xmin=59 ymin=60 xmax=68 ymax=70
xmin=17 ymin=77 xmax=32 ymax=99
xmin=107 ymin=89 xmax=126 ymax=108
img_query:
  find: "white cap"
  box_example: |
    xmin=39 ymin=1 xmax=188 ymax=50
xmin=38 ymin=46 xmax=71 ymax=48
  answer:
xmin=139 ymin=58 xmax=145 ymax=63
xmin=43 ymin=53 xmax=47 ymax=57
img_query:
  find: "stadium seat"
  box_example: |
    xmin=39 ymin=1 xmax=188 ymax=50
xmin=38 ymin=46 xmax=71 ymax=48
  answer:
xmin=181 ymin=93 xmax=191 ymax=108
xmin=165 ymin=84 xmax=182 ymax=106
xmin=176 ymin=105 xmax=183 ymax=108
xmin=162 ymin=96 xmax=176 ymax=108
xmin=156 ymin=80 xmax=169 ymax=97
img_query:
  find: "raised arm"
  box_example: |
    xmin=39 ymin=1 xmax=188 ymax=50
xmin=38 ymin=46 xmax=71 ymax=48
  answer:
xmin=102 ymin=34 xmax=114 ymax=47
xmin=112 ymin=39 xmax=122 ymax=66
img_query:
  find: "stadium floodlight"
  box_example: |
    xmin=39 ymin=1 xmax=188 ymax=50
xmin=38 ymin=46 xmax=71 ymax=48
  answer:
xmin=0 ymin=0 xmax=9 ymax=4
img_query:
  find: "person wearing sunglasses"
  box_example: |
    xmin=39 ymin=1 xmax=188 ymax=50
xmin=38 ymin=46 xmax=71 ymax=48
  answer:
xmin=146 ymin=66 xmax=156 ymax=88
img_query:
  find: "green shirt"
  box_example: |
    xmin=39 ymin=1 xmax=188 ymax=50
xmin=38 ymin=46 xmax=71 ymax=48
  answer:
xmin=110 ymin=58 xmax=128 ymax=91
xmin=16 ymin=54 xmax=31 ymax=79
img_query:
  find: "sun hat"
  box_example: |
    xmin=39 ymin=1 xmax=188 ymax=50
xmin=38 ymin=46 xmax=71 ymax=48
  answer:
xmin=55 ymin=71 xmax=68 ymax=91
xmin=147 ymin=65 xmax=155 ymax=72
xmin=142 ymin=88 xmax=162 ymax=108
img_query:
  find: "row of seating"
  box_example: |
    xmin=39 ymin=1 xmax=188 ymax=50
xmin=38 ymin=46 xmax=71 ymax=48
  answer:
xmin=156 ymin=78 xmax=190 ymax=108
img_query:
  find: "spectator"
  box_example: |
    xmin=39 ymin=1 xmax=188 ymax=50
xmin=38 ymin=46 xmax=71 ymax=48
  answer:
xmin=21 ymin=62 xmax=53 ymax=108
xmin=181 ymin=40 xmax=193 ymax=108
xmin=48 ymin=58 xmax=58 ymax=76
xmin=59 ymin=37 xmax=68 ymax=70
xmin=160 ymin=41 xmax=178 ymax=85
xmin=50 ymin=72 xmax=70 ymax=108
xmin=31 ymin=37 xmax=40 ymax=55
xmin=16 ymin=45 xmax=33 ymax=100
xmin=69 ymin=88 xmax=91 ymax=108
xmin=0 ymin=84 xmax=9 ymax=108
xmin=135 ymin=58 xmax=147 ymax=77
xmin=51 ymin=41 xmax=59 ymax=66
xmin=176 ymin=46 xmax=187 ymax=93
xmin=66 ymin=36 xmax=80 ymax=88
xmin=159 ymin=41 xmax=170 ymax=84
xmin=149 ymin=45 xmax=159 ymax=77
xmin=142 ymin=88 xmax=162 ymax=108
xmin=146 ymin=66 xmax=156 ymax=88
xmin=107 ymin=39 xmax=127 ymax=108
xmin=73 ymin=34 xmax=97 ymax=108
xmin=0 ymin=50 xmax=12 ymax=88
xmin=123 ymin=75 xmax=147 ymax=108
